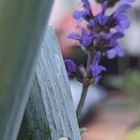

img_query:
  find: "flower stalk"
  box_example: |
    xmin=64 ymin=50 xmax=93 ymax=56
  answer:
xmin=76 ymin=51 xmax=92 ymax=120
xmin=65 ymin=0 xmax=134 ymax=122
xmin=76 ymin=83 xmax=89 ymax=120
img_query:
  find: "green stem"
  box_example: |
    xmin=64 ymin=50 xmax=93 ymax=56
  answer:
xmin=76 ymin=52 xmax=93 ymax=121
xmin=76 ymin=84 xmax=89 ymax=120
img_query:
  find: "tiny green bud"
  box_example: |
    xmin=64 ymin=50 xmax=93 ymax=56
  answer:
xmin=80 ymin=127 xmax=87 ymax=135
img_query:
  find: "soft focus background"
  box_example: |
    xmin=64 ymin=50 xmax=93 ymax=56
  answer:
xmin=49 ymin=0 xmax=140 ymax=140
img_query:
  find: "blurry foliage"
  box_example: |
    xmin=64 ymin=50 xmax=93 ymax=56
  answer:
xmin=104 ymin=69 xmax=140 ymax=102
xmin=124 ymin=128 xmax=140 ymax=140
xmin=104 ymin=69 xmax=140 ymax=131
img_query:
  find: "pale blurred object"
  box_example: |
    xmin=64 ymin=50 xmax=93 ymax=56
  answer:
xmin=49 ymin=0 xmax=78 ymax=57
xmin=123 ymin=0 xmax=140 ymax=56
xmin=133 ymin=0 xmax=140 ymax=9
xmin=58 ymin=137 xmax=69 ymax=140
xmin=49 ymin=0 xmax=77 ymax=26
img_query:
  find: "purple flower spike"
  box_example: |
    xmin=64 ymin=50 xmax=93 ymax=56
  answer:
xmin=67 ymin=0 xmax=133 ymax=85
xmin=65 ymin=59 xmax=77 ymax=76
xmin=65 ymin=0 xmax=134 ymax=119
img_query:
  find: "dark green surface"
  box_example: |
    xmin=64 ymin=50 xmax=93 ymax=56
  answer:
xmin=0 ymin=0 xmax=53 ymax=140
xmin=17 ymin=76 xmax=51 ymax=140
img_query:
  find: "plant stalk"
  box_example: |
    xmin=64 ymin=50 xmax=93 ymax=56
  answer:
xmin=76 ymin=51 xmax=93 ymax=121
xmin=76 ymin=84 xmax=89 ymax=120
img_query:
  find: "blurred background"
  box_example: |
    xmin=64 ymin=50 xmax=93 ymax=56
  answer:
xmin=49 ymin=0 xmax=140 ymax=140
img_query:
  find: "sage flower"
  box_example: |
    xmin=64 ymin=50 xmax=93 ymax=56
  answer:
xmin=65 ymin=0 xmax=134 ymax=83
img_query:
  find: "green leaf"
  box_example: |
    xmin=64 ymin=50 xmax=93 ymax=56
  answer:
xmin=0 ymin=0 xmax=53 ymax=140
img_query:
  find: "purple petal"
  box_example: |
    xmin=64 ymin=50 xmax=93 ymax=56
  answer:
xmin=82 ymin=35 xmax=92 ymax=46
xmin=68 ymin=33 xmax=81 ymax=40
xmin=89 ymin=19 xmax=95 ymax=28
xmin=111 ymin=32 xmax=124 ymax=40
xmin=92 ymin=65 xmax=106 ymax=77
xmin=73 ymin=10 xmax=83 ymax=20
xmin=107 ymin=45 xmax=125 ymax=59
xmin=65 ymin=59 xmax=77 ymax=76
xmin=121 ymin=0 xmax=135 ymax=4
xmin=91 ymin=52 xmax=106 ymax=77
xmin=106 ymin=48 xmax=117 ymax=59
xmin=81 ymin=0 xmax=92 ymax=16
xmin=115 ymin=4 xmax=131 ymax=17
xmin=94 ymin=75 xmax=102 ymax=85
xmin=116 ymin=45 xmax=125 ymax=57
xmin=92 ymin=52 xmax=101 ymax=66
xmin=102 ymin=1 xmax=108 ymax=14
xmin=97 ymin=15 xmax=109 ymax=26
xmin=119 ymin=15 xmax=130 ymax=29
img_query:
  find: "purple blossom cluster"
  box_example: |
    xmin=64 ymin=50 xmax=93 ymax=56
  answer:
xmin=65 ymin=0 xmax=134 ymax=84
